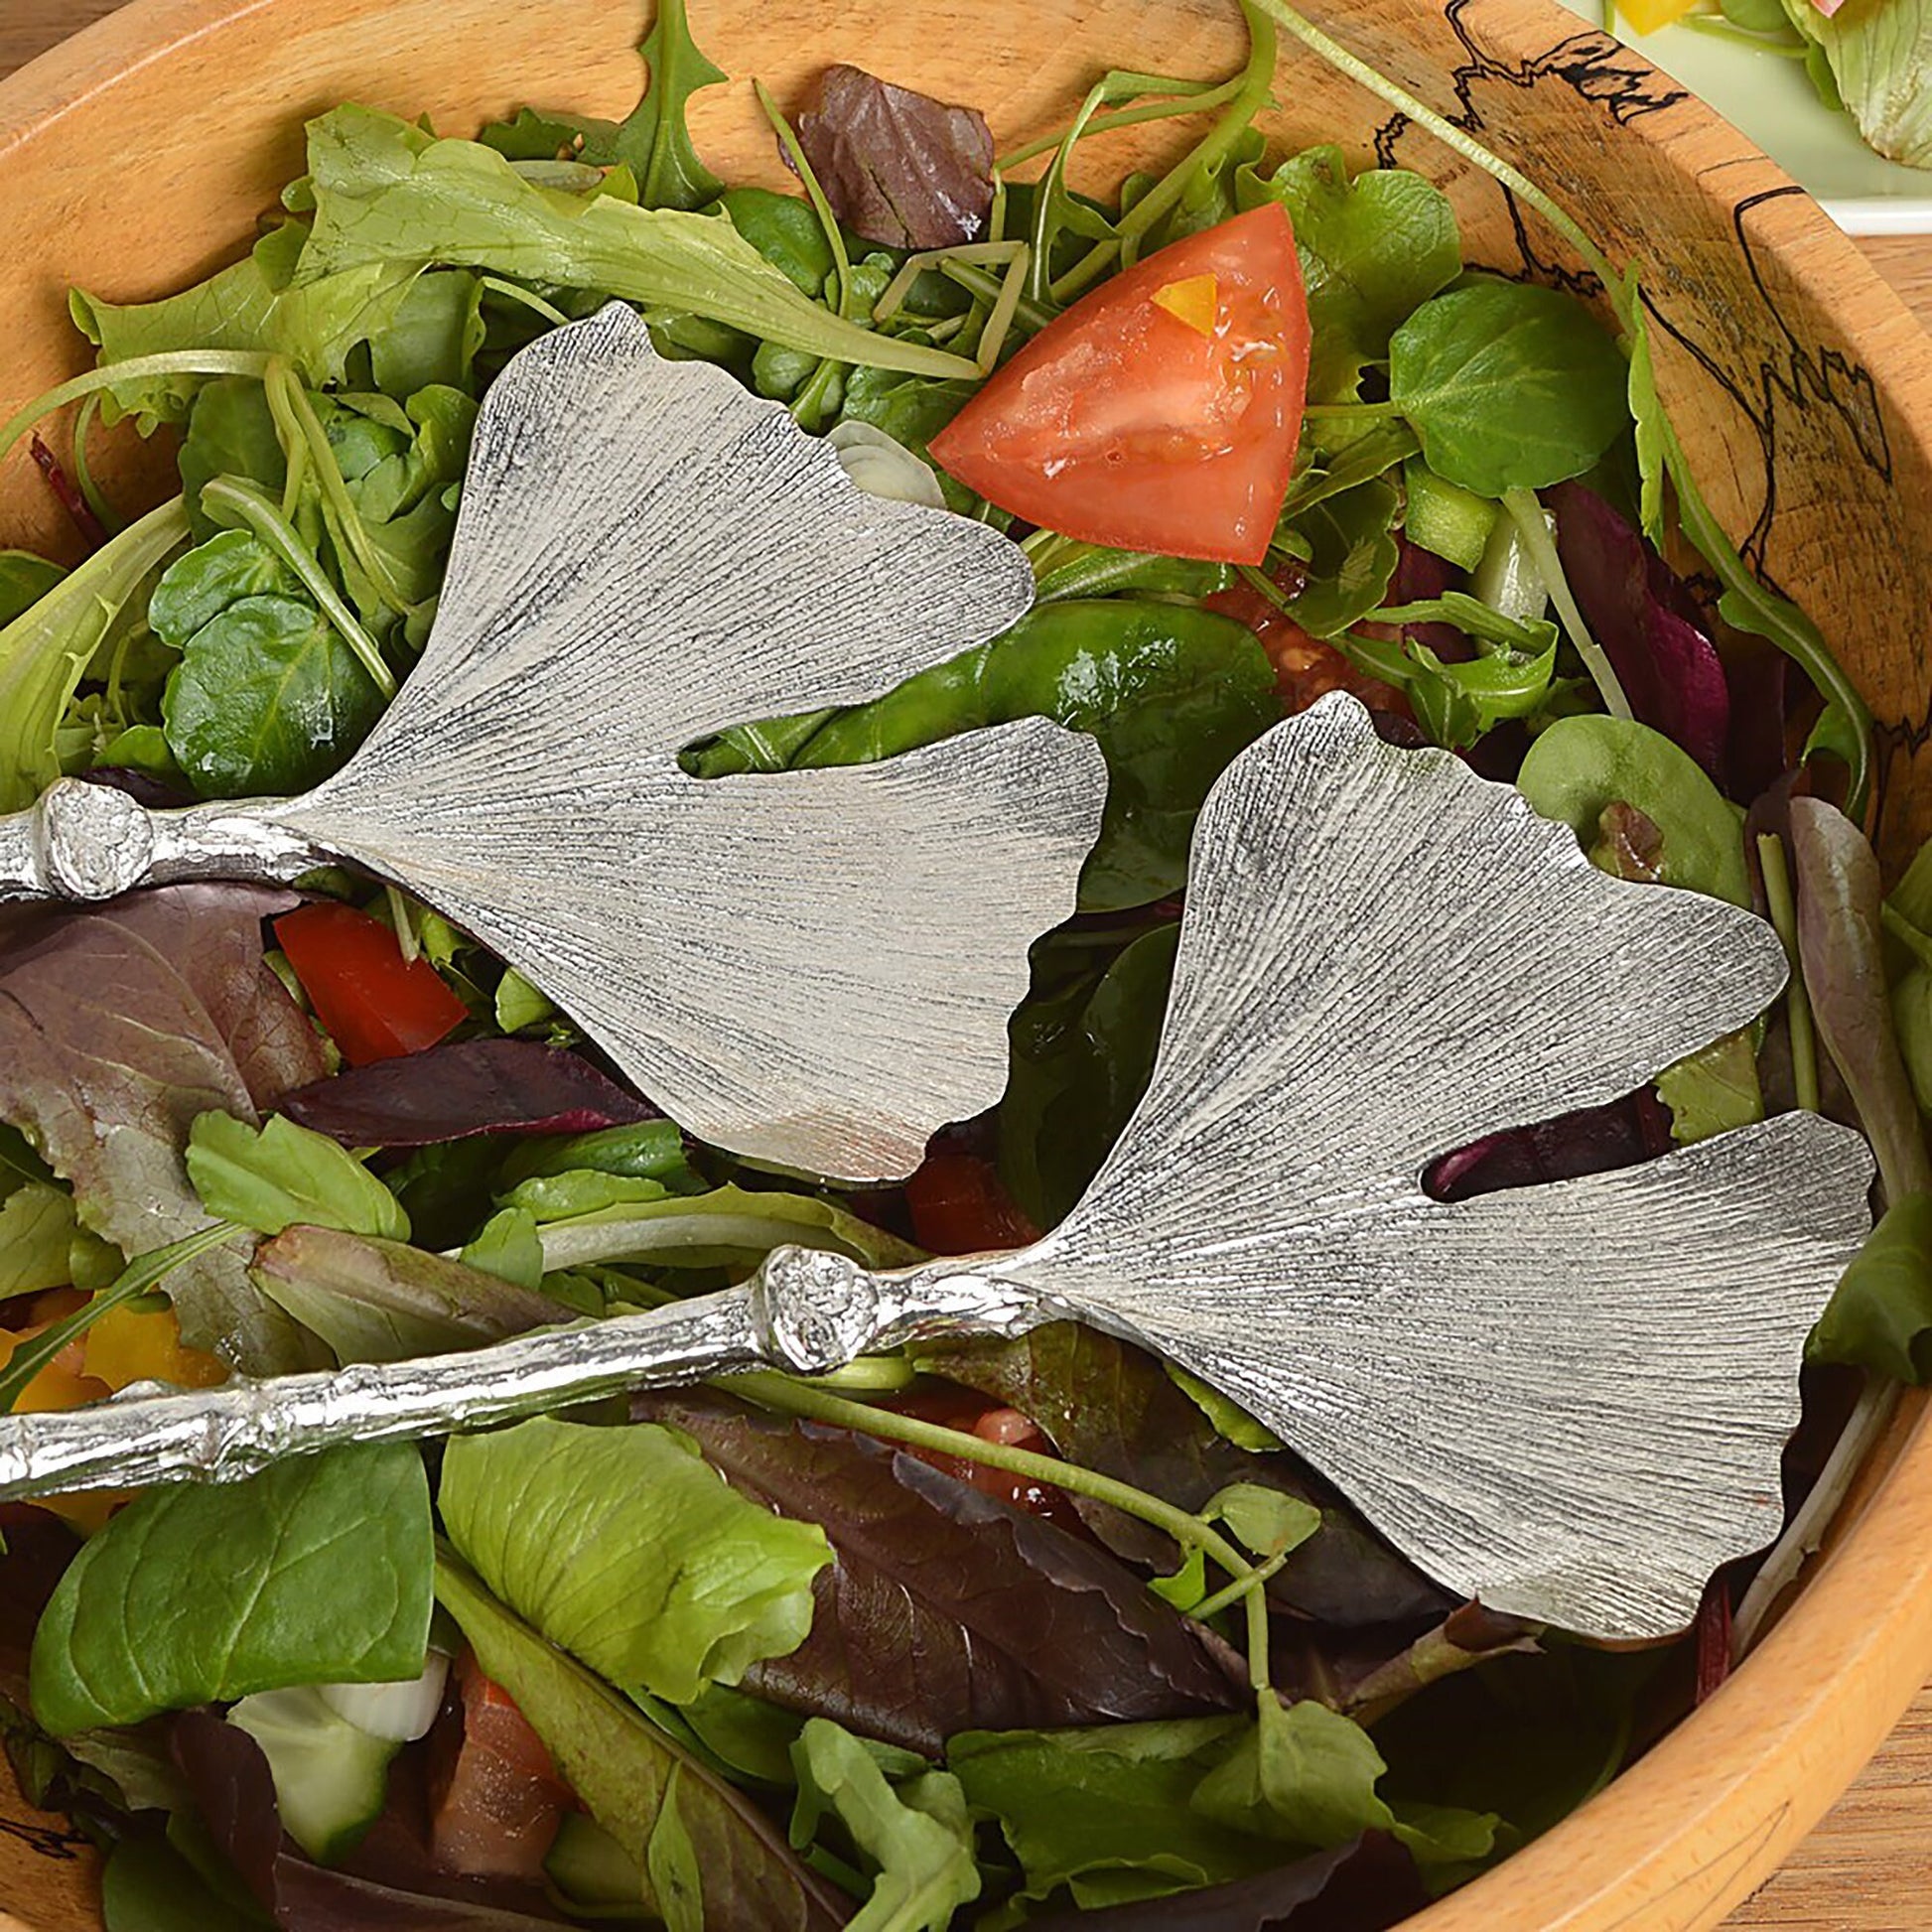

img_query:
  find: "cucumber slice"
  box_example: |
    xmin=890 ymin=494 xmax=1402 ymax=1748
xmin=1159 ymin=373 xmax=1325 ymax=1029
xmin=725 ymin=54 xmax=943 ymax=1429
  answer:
xmin=227 ymin=1685 xmax=398 ymax=1863
xmin=545 ymin=1812 xmax=652 ymax=1922
xmin=1404 ymin=457 xmax=1498 ymax=573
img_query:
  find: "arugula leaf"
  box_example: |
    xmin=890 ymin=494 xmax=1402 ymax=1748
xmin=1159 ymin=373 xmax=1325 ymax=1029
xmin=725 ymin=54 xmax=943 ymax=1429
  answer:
xmin=642 ymin=1392 xmax=1240 ymax=1755
xmin=693 ymin=601 xmax=1276 ymax=913
xmin=0 ymin=498 xmax=188 ymax=810
xmin=1283 ymin=479 xmax=1401 ymax=640
xmin=441 ymin=1417 xmax=831 ymax=1705
xmin=619 ymin=0 xmax=728 ymax=209
xmin=162 ymin=592 xmax=386 ymax=799
xmin=297 ymin=107 xmax=974 ymax=380
xmin=30 ymin=1444 xmax=431 ymax=1734
xmin=0 ymin=886 xmax=328 ymax=1368
xmin=1389 ymin=279 xmax=1632 ymax=498
xmin=251 ymin=1222 xmax=566 ymax=1363
xmin=1000 ymin=926 xmax=1179 ymax=1231
xmin=789 ymin=1719 xmax=981 ymax=1932
xmin=435 ymin=1556 xmax=850 ymax=1931
xmin=1516 ymin=716 xmax=1751 ymax=907
xmin=1653 ymin=1032 xmax=1763 ymax=1147
xmin=1238 ymin=146 xmax=1460 ymax=402
xmin=0 ymin=552 xmax=66 ymax=628
xmin=186 ymin=1112 xmax=408 ymax=1240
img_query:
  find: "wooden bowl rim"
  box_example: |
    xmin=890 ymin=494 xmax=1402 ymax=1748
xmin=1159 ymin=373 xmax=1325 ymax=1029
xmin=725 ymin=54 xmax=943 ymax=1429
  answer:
xmin=2 ymin=3 xmax=1932 ymax=1929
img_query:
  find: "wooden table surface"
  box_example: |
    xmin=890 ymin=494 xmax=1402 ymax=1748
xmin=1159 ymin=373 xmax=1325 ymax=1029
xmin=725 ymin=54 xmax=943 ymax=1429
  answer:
xmin=3 ymin=1 xmax=1931 ymax=1927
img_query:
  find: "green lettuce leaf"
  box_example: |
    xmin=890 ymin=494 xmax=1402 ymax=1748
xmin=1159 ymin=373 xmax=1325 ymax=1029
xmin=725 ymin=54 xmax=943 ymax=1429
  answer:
xmin=0 ymin=553 xmax=65 ymax=628
xmin=440 ymin=1417 xmax=831 ymax=1705
xmin=1809 ymin=1192 xmax=1932 ymax=1383
xmin=31 ymin=1444 xmax=432 ymax=1735
xmin=1780 ymin=0 xmax=1932 ymax=167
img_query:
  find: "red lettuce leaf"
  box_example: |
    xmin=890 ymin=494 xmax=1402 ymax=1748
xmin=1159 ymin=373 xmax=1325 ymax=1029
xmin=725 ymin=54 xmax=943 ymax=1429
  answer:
xmin=1550 ymin=482 xmax=1730 ymax=784
xmin=917 ymin=1323 xmax=1449 ymax=1630
xmin=792 ymin=65 xmax=995 ymax=249
xmin=0 ymin=885 xmax=328 ymax=1370
xmin=1023 ymin=1831 xmax=1428 ymax=1932
xmin=637 ymin=1391 xmax=1241 ymax=1755
xmin=278 ymin=1040 xmax=656 ymax=1148
xmin=1424 ymin=1087 xmax=1673 ymax=1202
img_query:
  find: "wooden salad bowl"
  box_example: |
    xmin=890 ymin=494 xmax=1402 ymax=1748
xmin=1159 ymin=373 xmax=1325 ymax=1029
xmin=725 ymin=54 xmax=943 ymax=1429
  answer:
xmin=2 ymin=1 xmax=1931 ymax=1927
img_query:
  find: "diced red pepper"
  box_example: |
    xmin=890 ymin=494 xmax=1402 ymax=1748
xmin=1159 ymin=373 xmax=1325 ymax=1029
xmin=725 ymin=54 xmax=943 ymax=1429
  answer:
xmin=275 ymin=901 xmax=469 ymax=1067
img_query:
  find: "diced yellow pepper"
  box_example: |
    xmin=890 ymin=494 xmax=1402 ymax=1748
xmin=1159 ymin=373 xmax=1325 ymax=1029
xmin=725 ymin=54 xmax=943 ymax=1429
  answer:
xmin=1153 ymin=273 xmax=1220 ymax=338
xmin=1615 ymin=0 xmax=1703 ymax=34
xmin=0 ymin=1324 xmax=120 ymax=1533
xmin=83 ymin=1304 xmax=227 ymax=1393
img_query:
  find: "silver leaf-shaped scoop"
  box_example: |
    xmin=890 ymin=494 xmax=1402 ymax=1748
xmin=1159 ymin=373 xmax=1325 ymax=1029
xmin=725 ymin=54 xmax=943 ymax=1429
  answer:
xmin=0 ymin=696 xmax=1873 ymax=1639
xmin=0 ymin=304 xmax=1107 ymax=1183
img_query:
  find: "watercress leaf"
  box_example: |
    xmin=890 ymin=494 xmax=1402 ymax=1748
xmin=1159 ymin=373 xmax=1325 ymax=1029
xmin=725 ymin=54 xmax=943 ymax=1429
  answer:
xmin=793 ymin=66 xmax=995 ymax=250
xmin=1809 ymin=1194 xmax=1932 ymax=1383
xmin=1020 ymin=1832 xmax=1429 ymax=1932
xmin=0 ymin=498 xmax=188 ymax=810
xmin=1516 ymin=716 xmax=1751 ymax=906
xmin=297 ymin=107 xmax=970 ymax=380
xmin=947 ymin=1719 xmax=1267 ymax=1904
xmin=1389 ymin=280 xmax=1632 ymax=498
xmin=0 ymin=1182 xmax=79 ymax=1299
xmin=1549 ymin=482 xmax=1730 ymax=782
xmin=30 ymin=1444 xmax=431 ymax=1734
xmin=162 ymin=592 xmax=385 ymax=799
xmin=1239 ymin=147 xmax=1460 ymax=403
xmin=1193 ymin=1698 xmax=1386 ymax=1850
xmin=186 ymin=1111 xmax=409 ymax=1240
xmin=279 ymin=1038 xmax=657 ymax=1148
xmin=442 ymin=1417 xmax=831 ymax=1705
xmin=1283 ymin=479 xmax=1401 ymax=641
xmin=0 ymin=885 xmax=328 ymax=1368
xmin=435 ymin=1556 xmax=850 ymax=1931
xmin=251 ymin=1222 xmax=566 ymax=1363
xmin=1000 ymin=927 xmax=1179 ymax=1230
xmin=501 ymin=1119 xmax=702 ymax=1189
xmin=0 ymin=553 xmax=66 ymax=628
xmin=1791 ymin=797 xmax=1931 ymax=1202
xmin=150 ymin=531 xmax=302 ymax=647
xmin=1209 ymin=1486 xmax=1320 ymax=1562
xmin=640 ymin=1392 xmax=1240 ymax=1755
xmin=918 ymin=1322 xmax=1449 ymax=1629
xmin=614 ymin=0 xmax=727 ymax=209
xmin=1654 ymin=1032 xmax=1764 ymax=1147
xmin=789 ymin=1718 xmax=981 ymax=1932
xmin=1167 ymin=1365 xmax=1283 ymax=1454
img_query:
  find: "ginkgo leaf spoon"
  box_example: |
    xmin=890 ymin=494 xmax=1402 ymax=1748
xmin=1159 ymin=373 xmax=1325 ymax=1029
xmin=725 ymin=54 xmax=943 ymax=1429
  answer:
xmin=0 ymin=694 xmax=1872 ymax=1641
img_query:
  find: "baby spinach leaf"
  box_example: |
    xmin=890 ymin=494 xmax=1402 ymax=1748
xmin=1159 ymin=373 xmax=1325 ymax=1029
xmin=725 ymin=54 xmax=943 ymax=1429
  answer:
xmin=0 ymin=498 xmax=188 ymax=811
xmin=722 ymin=186 xmax=839 ymax=296
xmin=298 ymin=107 xmax=971 ymax=381
xmin=251 ymin=1222 xmax=565 ymax=1363
xmin=501 ymin=1118 xmax=700 ymax=1188
xmin=150 ymin=531 xmax=302 ymax=645
xmin=441 ymin=1417 xmax=831 ymax=1705
xmin=435 ymin=1555 xmax=849 ymax=1931
xmin=694 ymin=601 xmax=1276 ymax=912
xmin=1239 ymin=147 xmax=1460 ymax=402
xmin=644 ymin=1392 xmax=1240 ymax=1756
xmin=0 ymin=552 xmax=65 ymax=628
xmin=0 ymin=885 xmax=328 ymax=1369
xmin=177 ymin=380 xmax=289 ymax=536
xmin=1283 ymin=480 xmax=1401 ymax=640
xmin=186 ymin=1112 xmax=409 ymax=1240
xmin=789 ymin=1718 xmax=981 ymax=1932
xmin=278 ymin=1038 xmax=657 ymax=1148
xmin=163 ymin=592 xmax=385 ymax=799
xmin=1516 ymin=716 xmax=1751 ymax=906
xmin=1809 ymin=1193 xmax=1932 ymax=1383
xmin=620 ymin=0 xmax=728 ymax=209
xmin=1000 ymin=925 xmax=1179 ymax=1231
xmin=30 ymin=1444 xmax=432 ymax=1734
xmin=1389 ymin=280 xmax=1632 ymax=499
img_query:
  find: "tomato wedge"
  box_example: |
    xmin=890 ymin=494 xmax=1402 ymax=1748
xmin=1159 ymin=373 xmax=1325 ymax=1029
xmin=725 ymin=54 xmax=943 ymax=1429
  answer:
xmin=930 ymin=206 xmax=1311 ymax=565
xmin=429 ymin=1652 xmax=572 ymax=1881
xmin=904 ymin=1152 xmax=1038 ymax=1256
xmin=275 ymin=901 xmax=469 ymax=1067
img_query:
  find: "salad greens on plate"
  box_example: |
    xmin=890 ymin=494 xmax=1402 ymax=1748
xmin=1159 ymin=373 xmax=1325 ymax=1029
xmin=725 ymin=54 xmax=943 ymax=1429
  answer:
xmin=1 ymin=2 xmax=1928 ymax=1927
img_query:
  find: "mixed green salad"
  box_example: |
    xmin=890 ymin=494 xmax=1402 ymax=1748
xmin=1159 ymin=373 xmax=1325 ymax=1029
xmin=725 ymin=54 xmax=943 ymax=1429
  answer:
xmin=4 ymin=3 xmax=1932 ymax=1928
xmin=1605 ymin=0 xmax=1931 ymax=170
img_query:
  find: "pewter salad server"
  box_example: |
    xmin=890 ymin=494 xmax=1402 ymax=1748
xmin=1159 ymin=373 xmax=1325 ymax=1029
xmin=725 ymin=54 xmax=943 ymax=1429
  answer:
xmin=0 ymin=695 xmax=1873 ymax=1640
xmin=0 ymin=302 xmax=1108 ymax=1184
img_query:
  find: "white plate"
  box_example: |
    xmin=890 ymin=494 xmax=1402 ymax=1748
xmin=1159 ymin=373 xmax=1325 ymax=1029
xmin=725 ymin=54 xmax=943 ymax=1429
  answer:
xmin=1556 ymin=0 xmax=1932 ymax=234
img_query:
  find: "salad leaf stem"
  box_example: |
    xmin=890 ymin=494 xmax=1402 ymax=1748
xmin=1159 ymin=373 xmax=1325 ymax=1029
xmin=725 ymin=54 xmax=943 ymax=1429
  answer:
xmin=996 ymin=71 xmax=1248 ymax=174
xmin=733 ymin=1370 xmax=1275 ymax=1689
xmin=199 ymin=477 xmax=397 ymax=699
xmin=0 ymin=1221 xmax=242 ymax=1413
xmin=480 ymin=275 xmax=573 ymax=329
xmin=0 ymin=351 xmax=276 ymax=467
xmin=874 ymin=243 xmax=1028 ymax=327
xmin=1050 ymin=2 xmax=1279 ymax=301
xmin=938 ymin=262 xmax=1053 ymax=337
xmin=755 ymin=78 xmax=857 ymax=321
xmin=69 ymin=395 xmax=119 ymax=538
xmin=1759 ymin=832 xmax=1822 ymax=1114
xmin=1502 ymin=488 xmax=1633 ymax=721
xmin=1301 ymin=402 xmax=1401 ymax=421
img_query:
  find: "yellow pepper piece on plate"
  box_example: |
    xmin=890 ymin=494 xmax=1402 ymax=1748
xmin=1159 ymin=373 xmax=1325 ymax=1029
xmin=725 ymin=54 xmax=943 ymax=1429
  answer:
xmin=83 ymin=1304 xmax=227 ymax=1393
xmin=1614 ymin=0 xmax=1703 ymax=33
xmin=1153 ymin=273 xmax=1220 ymax=337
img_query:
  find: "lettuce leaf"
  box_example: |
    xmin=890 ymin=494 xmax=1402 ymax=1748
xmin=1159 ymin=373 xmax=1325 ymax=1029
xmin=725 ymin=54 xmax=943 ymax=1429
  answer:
xmin=1781 ymin=0 xmax=1932 ymax=167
